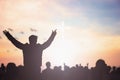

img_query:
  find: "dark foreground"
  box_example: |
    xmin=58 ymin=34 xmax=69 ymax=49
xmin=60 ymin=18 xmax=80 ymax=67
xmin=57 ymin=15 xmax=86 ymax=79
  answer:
xmin=0 ymin=59 xmax=120 ymax=80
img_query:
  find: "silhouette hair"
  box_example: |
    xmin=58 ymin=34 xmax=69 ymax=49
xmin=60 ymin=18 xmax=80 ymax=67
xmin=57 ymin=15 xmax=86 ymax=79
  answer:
xmin=29 ymin=35 xmax=37 ymax=40
xmin=29 ymin=35 xmax=38 ymax=44
xmin=46 ymin=62 xmax=51 ymax=68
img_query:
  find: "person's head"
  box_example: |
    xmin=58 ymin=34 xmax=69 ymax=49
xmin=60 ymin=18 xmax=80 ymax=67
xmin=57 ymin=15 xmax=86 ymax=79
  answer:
xmin=96 ymin=59 xmax=107 ymax=69
xmin=46 ymin=62 xmax=51 ymax=68
xmin=29 ymin=35 xmax=38 ymax=44
xmin=1 ymin=63 xmax=4 ymax=67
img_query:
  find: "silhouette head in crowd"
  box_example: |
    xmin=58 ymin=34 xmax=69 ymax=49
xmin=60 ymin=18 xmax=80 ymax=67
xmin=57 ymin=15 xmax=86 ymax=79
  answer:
xmin=0 ymin=63 xmax=5 ymax=72
xmin=5 ymin=63 xmax=18 ymax=80
xmin=46 ymin=62 xmax=51 ymax=69
xmin=91 ymin=59 xmax=109 ymax=80
xmin=96 ymin=59 xmax=107 ymax=68
xmin=42 ymin=62 xmax=53 ymax=80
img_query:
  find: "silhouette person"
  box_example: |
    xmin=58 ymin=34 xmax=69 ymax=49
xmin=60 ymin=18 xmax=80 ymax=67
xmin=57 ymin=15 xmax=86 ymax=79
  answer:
xmin=0 ymin=63 xmax=6 ymax=80
xmin=42 ymin=62 xmax=53 ymax=80
xmin=5 ymin=63 xmax=18 ymax=80
xmin=93 ymin=59 xmax=108 ymax=80
xmin=3 ymin=29 xmax=57 ymax=80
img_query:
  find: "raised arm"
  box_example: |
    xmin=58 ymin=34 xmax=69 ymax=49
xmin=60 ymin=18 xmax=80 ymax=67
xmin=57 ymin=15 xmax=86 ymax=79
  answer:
xmin=42 ymin=30 xmax=57 ymax=49
xmin=3 ymin=30 xmax=24 ymax=49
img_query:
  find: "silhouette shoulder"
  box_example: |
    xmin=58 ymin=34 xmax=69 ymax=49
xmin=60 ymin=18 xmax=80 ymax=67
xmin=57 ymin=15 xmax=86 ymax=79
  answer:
xmin=37 ymin=43 xmax=43 ymax=48
xmin=37 ymin=43 xmax=41 ymax=46
xmin=24 ymin=43 xmax=29 ymax=46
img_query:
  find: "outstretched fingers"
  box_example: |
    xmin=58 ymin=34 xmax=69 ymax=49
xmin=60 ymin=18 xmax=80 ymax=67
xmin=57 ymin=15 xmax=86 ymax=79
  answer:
xmin=3 ymin=30 xmax=9 ymax=34
xmin=52 ymin=29 xmax=57 ymax=35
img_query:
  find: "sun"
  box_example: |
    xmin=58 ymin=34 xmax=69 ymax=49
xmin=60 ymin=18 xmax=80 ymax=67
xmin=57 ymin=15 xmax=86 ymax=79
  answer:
xmin=42 ymin=36 xmax=77 ymax=69
xmin=42 ymin=25 xmax=77 ymax=67
xmin=50 ymin=38 xmax=76 ymax=66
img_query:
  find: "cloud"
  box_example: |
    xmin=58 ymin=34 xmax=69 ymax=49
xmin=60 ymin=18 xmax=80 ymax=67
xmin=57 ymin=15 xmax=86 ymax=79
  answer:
xmin=30 ymin=28 xmax=37 ymax=32
xmin=0 ymin=0 xmax=120 ymax=36
xmin=19 ymin=31 xmax=24 ymax=34
xmin=7 ymin=28 xmax=13 ymax=32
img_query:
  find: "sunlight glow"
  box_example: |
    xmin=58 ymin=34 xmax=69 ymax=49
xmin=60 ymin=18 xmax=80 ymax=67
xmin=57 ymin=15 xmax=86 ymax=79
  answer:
xmin=51 ymin=38 xmax=76 ymax=66
xmin=44 ymin=28 xmax=104 ymax=67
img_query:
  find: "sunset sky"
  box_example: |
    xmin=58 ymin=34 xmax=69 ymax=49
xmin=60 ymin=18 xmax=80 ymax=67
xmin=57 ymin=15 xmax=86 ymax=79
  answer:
xmin=0 ymin=0 xmax=120 ymax=69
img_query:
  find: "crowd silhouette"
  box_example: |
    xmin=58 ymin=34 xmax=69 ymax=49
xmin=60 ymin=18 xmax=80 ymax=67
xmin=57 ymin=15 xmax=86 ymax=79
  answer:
xmin=1 ymin=30 xmax=120 ymax=80
xmin=0 ymin=59 xmax=120 ymax=80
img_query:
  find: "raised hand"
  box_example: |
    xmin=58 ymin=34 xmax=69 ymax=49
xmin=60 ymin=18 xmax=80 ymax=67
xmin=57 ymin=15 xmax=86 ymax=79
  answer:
xmin=52 ymin=29 xmax=57 ymax=36
xmin=3 ymin=30 xmax=9 ymax=35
